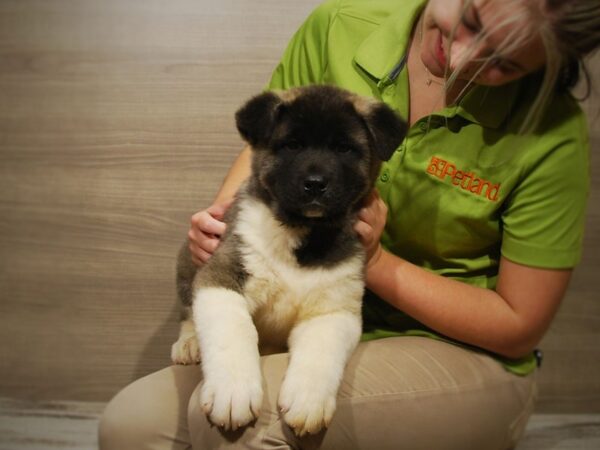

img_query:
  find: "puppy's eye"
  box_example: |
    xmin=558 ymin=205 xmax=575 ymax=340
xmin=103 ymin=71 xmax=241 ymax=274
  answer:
xmin=280 ymin=140 xmax=301 ymax=151
xmin=334 ymin=145 xmax=353 ymax=154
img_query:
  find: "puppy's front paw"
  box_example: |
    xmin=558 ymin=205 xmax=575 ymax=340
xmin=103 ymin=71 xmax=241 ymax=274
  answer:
xmin=171 ymin=334 xmax=200 ymax=365
xmin=171 ymin=319 xmax=201 ymax=365
xmin=199 ymin=374 xmax=263 ymax=431
xmin=278 ymin=372 xmax=337 ymax=436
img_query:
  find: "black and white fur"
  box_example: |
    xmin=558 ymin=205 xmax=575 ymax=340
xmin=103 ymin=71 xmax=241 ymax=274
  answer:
xmin=172 ymin=85 xmax=406 ymax=436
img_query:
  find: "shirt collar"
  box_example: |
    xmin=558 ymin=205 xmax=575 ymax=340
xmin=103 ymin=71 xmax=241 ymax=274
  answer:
xmin=353 ymin=0 xmax=425 ymax=83
xmin=353 ymin=0 xmax=520 ymax=129
xmin=449 ymin=81 xmax=521 ymax=129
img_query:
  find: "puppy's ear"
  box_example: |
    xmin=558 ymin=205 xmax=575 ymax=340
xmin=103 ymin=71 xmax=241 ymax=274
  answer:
xmin=235 ymin=91 xmax=283 ymax=147
xmin=360 ymin=102 xmax=407 ymax=161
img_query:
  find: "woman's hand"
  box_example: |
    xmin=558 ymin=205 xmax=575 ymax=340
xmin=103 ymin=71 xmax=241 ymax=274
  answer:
xmin=188 ymin=200 xmax=233 ymax=266
xmin=354 ymin=190 xmax=388 ymax=269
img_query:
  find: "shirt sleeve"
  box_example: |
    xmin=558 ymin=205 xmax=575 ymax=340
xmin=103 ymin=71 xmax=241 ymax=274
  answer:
xmin=501 ymin=106 xmax=590 ymax=269
xmin=267 ymin=0 xmax=339 ymax=90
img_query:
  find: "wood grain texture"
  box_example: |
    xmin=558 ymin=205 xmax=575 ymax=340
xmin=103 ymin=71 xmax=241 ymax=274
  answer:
xmin=1 ymin=398 xmax=599 ymax=450
xmin=0 ymin=0 xmax=598 ymax=412
xmin=0 ymin=0 xmax=324 ymax=402
xmin=0 ymin=398 xmax=105 ymax=450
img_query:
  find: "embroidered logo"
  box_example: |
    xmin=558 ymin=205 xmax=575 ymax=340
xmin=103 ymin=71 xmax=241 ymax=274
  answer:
xmin=427 ymin=156 xmax=501 ymax=201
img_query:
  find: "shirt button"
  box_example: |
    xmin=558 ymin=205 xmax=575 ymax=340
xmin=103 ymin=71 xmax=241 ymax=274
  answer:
xmin=380 ymin=172 xmax=390 ymax=182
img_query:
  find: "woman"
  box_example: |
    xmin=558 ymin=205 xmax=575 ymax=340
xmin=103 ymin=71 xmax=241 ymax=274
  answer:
xmin=99 ymin=0 xmax=599 ymax=448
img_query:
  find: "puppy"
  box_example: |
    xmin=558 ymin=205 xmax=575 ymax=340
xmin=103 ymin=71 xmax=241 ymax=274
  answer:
xmin=171 ymin=85 xmax=406 ymax=436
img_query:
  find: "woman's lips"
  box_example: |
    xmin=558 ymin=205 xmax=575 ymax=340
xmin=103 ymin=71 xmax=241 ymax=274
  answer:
xmin=435 ymin=31 xmax=447 ymax=69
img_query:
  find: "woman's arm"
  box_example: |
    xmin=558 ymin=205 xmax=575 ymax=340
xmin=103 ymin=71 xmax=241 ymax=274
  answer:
xmin=366 ymin=251 xmax=570 ymax=359
xmin=188 ymin=146 xmax=252 ymax=265
xmin=211 ymin=146 xmax=253 ymax=205
xmin=356 ymin=191 xmax=572 ymax=359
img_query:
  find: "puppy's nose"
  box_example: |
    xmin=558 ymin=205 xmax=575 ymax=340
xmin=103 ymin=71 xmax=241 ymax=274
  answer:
xmin=303 ymin=175 xmax=328 ymax=196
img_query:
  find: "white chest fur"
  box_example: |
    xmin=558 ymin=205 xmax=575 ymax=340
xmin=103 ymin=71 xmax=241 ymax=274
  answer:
xmin=234 ymin=198 xmax=364 ymax=344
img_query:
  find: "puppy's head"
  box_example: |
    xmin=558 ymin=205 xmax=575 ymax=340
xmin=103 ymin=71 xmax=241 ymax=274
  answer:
xmin=235 ymin=85 xmax=407 ymax=226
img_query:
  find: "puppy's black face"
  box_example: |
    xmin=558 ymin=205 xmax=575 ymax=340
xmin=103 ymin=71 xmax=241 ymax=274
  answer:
xmin=262 ymin=98 xmax=374 ymax=225
xmin=236 ymin=86 xmax=407 ymax=227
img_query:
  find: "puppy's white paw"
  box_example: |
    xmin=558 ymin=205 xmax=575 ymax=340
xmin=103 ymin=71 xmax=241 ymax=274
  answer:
xmin=278 ymin=372 xmax=337 ymax=436
xmin=171 ymin=334 xmax=200 ymax=365
xmin=199 ymin=374 xmax=263 ymax=431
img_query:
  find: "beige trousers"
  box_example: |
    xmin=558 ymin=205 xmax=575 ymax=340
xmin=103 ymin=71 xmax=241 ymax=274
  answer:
xmin=99 ymin=337 xmax=536 ymax=450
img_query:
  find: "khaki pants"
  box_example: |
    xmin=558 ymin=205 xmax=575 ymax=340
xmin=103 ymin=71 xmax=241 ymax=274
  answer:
xmin=99 ymin=337 xmax=536 ymax=450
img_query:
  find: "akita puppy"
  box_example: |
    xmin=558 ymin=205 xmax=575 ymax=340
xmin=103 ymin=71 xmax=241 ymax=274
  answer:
xmin=172 ymin=85 xmax=406 ymax=436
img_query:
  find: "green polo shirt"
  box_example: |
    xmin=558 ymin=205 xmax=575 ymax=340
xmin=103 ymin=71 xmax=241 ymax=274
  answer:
xmin=267 ymin=0 xmax=589 ymax=375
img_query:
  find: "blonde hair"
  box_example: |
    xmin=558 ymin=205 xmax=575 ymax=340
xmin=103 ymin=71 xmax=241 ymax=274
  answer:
xmin=445 ymin=0 xmax=600 ymax=133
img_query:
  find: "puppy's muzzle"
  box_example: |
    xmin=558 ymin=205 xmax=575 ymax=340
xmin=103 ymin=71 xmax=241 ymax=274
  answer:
xmin=300 ymin=174 xmax=330 ymax=218
xmin=303 ymin=174 xmax=329 ymax=198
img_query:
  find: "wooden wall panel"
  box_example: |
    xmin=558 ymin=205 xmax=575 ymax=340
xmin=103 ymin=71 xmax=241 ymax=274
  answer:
xmin=0 ymin=0 xmax=598 ymax=412
xmin=0 ymin=0 xmax=324 ymax=402
xmin=535 ymin=53 xmax=600 ymax=413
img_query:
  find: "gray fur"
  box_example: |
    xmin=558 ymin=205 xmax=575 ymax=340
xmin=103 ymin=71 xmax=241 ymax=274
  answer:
xmin=176 ymin=198 xmax=248 ymax=320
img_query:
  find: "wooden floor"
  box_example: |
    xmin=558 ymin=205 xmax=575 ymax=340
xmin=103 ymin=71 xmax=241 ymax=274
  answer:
xmin=0 ymin=398 xmax=104 ymax=450
xmin=518 ymin=415 xmax=600 ymax=450
xmin=1 ymin=398 xmax=599 ymax=450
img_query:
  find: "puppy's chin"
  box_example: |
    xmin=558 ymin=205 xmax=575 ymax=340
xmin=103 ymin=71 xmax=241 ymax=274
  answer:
xmin=303 ymin=209 xmax=325 ymax=219
xmin=275 ymin=204 xmax=348 ymax=228
xmin=301 ymin=203 xmax=326 ymax=219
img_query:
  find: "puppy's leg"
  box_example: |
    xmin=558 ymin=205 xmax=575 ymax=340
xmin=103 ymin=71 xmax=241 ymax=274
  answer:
xmin=279 ymin=311 xmax=361 ymax=436
xmin=171 ymin=314 xmax=200 ymax=365
xmin=193 ymin=287 xmax=263 ymax=430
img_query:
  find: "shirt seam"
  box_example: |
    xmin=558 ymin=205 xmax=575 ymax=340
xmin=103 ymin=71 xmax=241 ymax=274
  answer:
xmin=321 ymin=0 xmax=344 ymax=82
xmin=502 ymin=237 xmax=580 ymax=253
xmin=336 ymin=10 xmax=382 ymax=26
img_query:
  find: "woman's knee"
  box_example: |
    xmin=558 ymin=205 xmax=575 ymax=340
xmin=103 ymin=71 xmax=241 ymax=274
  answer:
xmin=98 ymin=381 xmax=156 ymax=449
xmin=322 ymin=337 xmax=538 ymax=450
xmin=99 ymin=365 xmax=202 ymax=450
